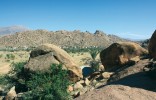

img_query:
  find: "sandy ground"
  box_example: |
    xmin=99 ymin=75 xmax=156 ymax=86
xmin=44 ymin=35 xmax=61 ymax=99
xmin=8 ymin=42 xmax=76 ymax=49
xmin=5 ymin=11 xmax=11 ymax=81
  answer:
xmin=0 ymin=63 xmax=10 ymax=75
xmin=0 ymin=51 xmax=30 ymax=75
xmin=70 ymin=52 xmax=100 ymax=66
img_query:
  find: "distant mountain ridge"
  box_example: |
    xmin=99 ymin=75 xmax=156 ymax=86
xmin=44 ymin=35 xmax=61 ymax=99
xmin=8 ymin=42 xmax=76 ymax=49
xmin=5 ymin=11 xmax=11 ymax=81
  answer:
xmin=0 ymin=26 xmax=29 ymax=35
xmin=0 ymin=29 xmax=130 ymax=48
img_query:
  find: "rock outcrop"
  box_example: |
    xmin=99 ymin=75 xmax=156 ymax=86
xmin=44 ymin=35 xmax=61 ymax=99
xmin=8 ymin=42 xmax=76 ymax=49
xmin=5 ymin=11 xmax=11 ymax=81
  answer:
xmin=148 ymin=30 xmax=156 ymax=59
xmin=107 ymin=58 xmax=156 ymax=92
xmin=108 ymin=59 xmax=150 ymax=83
xmin=24 ymin=44 xmax=82 ymax=82
xmin=100 ymin=42 xmax=148 ymax=71
xmin=75 ymin=85 xmax=156 ymax=100
xmin=102 ymin=72 xmax=114 ymax=79
xmin=5 ymin=86 xmax=17 ymax=100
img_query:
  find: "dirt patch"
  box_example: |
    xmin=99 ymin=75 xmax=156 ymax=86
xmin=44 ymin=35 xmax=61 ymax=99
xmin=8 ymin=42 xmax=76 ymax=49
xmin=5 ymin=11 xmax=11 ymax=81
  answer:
xmin=0 ymin=63 xmax=10 ymax=75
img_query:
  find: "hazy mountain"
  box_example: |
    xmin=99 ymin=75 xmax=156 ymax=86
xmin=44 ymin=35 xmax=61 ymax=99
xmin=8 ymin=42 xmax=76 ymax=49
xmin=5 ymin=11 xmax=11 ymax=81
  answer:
xmin=0 ymin=29 xmax=130 ymax=48
xmin=0 ymin=26 xmax=29 ymax=35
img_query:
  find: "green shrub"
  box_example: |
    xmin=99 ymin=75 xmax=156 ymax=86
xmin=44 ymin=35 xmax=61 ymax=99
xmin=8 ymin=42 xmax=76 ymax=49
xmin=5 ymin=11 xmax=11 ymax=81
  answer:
xmin=5 ymin=54 xmax=15 ymax=60
xmin=0 ymin=62 xmax=27 ymax=92
xmin=89 ymin=49 xmax=100 ymax=72
xmin=0 ymin=47 xmax=35 ymax=52
xmin=8 ymin=62 xmax=28 ymax=92
xmin=7 ymin=63 xmax=71 ymax=100
xmin=23 ymin=64 xmax=71 ymax=100
xmin=64 ymin=46 xmax=103 ymax=53
xmin=0 ymin=75 xmax=9 ymax=85
xmin=89 ymin=50 xmax=99 ymax=60
xmin=90 ymin=60 xmax=100 ymax=72
xmin=0 ymin=54 xmax=3 ymax=58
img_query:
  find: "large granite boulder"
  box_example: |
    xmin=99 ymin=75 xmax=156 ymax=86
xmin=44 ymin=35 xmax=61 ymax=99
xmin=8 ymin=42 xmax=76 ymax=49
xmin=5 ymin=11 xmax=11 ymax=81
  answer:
xmin=75 ymin=85 xmax=156 ymax=100
xmin=100 ymin=42 xmax=148 ymax=71
xmin=148 ymin=30 xmax=156 ymax=59
xmin=24 ymin=44 xmax=82 ymax=82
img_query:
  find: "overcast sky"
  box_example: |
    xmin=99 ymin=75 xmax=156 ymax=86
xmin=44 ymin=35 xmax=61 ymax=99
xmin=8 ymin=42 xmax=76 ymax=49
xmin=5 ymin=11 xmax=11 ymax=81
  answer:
xmin=0 ymin=0 xmax=156 ymax=40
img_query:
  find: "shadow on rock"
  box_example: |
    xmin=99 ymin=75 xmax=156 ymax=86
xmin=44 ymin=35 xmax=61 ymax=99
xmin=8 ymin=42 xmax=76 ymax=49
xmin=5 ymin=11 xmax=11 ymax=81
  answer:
xmin=98 ymin=72 xmax=156 ymax=92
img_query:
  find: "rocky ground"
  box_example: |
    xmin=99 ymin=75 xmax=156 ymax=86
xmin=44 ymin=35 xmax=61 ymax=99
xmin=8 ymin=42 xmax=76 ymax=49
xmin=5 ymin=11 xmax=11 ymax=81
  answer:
xmin=0 ymin=30 xmax=156 ymax=100
xmin=74 ymin=30 xmax=156 ymax=100
xmin=73 ymin=58 xmax=156 ymax=99
xmin=75 ymin=85 xmax=156 ymax=100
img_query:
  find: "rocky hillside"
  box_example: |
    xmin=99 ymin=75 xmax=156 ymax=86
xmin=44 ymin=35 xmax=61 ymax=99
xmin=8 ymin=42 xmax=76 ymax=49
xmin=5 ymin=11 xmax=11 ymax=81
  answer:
xmin=0 ymin=26 xmax=29 ymax=36
xmin=0 ymin=30 xmax=129 ymax=48
xmin=75 ymin=30 xmax=156 ymax=100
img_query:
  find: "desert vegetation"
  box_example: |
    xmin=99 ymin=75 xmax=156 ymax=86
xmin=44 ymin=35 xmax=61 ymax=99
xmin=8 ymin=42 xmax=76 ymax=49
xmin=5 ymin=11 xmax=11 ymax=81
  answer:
xmin=0 ymin=46 xmax=35 ymax=52
xmin=89 ymin=49 xmax=100 ymax=72
xmin=0 ymin=63 xmax=72 ymax=100
xmin=64 ymin=46 xmax=103 ymax=53
xmin=0 ymin=45 xmax=104 ymax=99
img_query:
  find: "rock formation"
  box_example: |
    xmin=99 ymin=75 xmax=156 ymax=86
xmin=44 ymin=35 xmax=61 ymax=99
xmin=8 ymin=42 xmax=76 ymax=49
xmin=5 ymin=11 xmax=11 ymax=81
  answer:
xmin=148 ymin=30 xmax=156 ymax=59
xmin=100 ymin=42 xmax=148 ymax=71
xmin=5 ymin=86 xmax=17 ymax=100
xmin=75 ymin=85 xmax=156 ymax=100
xmin=24 ymin=44 xmax=82 ymax=82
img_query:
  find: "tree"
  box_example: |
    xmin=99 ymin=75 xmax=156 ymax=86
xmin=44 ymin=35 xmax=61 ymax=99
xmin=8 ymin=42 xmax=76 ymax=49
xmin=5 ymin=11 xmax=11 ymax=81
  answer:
xmin=89 ymin=49 xmax=100 ymax=72
xmin=5 ymin=63 xmax=71 ymax=100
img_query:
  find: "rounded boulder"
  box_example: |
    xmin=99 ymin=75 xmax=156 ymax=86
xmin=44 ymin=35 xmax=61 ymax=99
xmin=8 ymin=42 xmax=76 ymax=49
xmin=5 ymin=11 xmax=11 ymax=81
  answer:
xmin=100 ymin=42 xmax=148 ymax=71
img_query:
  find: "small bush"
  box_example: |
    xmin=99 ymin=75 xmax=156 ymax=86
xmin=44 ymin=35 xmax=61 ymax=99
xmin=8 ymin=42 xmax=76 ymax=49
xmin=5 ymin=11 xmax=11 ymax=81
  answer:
xmin=0 ymin=54 xmax=3 ymax=58
xmin=90 ymin=60 xmax=100 ymax=72
xmin=0 ymin=75 xmax=9 ymax=85
xmin=89 ymin=50 xmax=99 ymax=60
xmin=8 ymin=62 xmax=28 ymax=92
xmin=5 ymin=54 xmax=15 ymax=60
